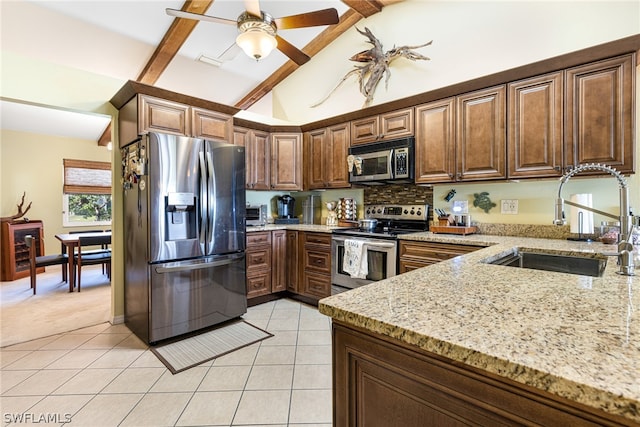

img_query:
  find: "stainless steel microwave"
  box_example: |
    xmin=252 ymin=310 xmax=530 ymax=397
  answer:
xmin=348 ymin=137 xmax=414 ymax=184
xmin=246 ymin=204 xmax=267 ymax=226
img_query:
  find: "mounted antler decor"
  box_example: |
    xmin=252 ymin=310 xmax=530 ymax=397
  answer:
xmin=312 ymin=27 xmax=432 ymax=108
xmin=0 ymin=192 xmax=33 ymax=223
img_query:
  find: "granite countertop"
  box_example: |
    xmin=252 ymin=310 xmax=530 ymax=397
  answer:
xmin=246 ymin=224 xmax=338 ymax=233
xmin=318 ymin=232 xmax=639 ymax=423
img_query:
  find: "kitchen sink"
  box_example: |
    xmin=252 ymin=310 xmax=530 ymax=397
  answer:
xmin=486 ymin=250 xmax=607 ymax=277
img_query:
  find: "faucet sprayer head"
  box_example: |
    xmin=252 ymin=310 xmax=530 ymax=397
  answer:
xmin=554 ymin=198 xmax=566 ymax=225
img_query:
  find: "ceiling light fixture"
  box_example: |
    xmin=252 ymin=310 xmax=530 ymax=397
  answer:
xmin=236 ymin=11 xmax=277 ymax=61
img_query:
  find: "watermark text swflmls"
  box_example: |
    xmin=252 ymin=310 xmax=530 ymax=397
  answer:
xmin=3 ymin=412 xmax=72 ymax=423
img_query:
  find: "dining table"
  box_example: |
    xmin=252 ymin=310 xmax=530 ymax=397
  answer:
xmin=55 ymin=231 xmax=112 ymax=292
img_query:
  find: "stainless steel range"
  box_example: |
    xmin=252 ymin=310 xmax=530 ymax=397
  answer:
xmin=331 ymin=204 xmax=430 ymax=293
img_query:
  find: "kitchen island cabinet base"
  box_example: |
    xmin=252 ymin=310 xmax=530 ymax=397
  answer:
xmin=332 ymin=322 xmax=636 ymax=427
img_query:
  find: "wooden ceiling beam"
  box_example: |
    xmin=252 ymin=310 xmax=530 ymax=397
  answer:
xmin=97 ymin=122 xmax=111 ymax=147
xmin=137 ymin=0 xmax=214 ymax=85
xmin=341 ymin=0 xmax=384 ymax=18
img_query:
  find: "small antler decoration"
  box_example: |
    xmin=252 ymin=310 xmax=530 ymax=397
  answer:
xmin=0 ymin=192 xmax=33 ymax=222
xmin=312 ymin=27 xmax=432 ymax=108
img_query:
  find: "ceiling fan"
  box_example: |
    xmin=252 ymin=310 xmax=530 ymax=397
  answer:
xmin=166 ymin=0 xmax=340 ymax=66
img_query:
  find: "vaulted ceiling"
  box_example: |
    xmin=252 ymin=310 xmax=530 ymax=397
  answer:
xmin=1 ymin=0 xmax=401 ymax=143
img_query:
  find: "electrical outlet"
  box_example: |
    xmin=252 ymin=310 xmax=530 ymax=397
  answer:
xmin=501 ymin=199 xmax=519 ymax=214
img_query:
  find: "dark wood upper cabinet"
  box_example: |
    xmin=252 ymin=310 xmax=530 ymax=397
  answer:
xmin=191 ymin=107 xmax=233 ymax=142
xmin=305 ymin=123 xmax=351 ymax=189
xmin=415 ymin=98 xmax=456 ymax=184
xmin=565 ymin=54 xmax=635 ymax=174
xmin=508 ymin=72 xmax=564 ymax=178
xmin=351 ymin=108 xmax=414 ymax=145
xmin=456 ymin=85 xmax=506 ymax=181
xmin=245 ymin=130 xmax=270 ymax=190
xmin=139 ymin=95 xmax=191 ymax=138
xmin=270 ymin=133 xmax=302 ymax=191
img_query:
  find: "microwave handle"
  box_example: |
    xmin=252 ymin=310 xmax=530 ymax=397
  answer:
xmin=388 ymin=148 xmax=394 ymax=178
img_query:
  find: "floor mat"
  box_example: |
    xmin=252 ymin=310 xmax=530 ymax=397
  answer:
xmin=151 ymin=320 xmax=273 ymax=374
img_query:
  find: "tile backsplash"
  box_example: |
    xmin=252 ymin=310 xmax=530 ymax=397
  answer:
xmin=364 ymin=184 xmax=433 ymax=206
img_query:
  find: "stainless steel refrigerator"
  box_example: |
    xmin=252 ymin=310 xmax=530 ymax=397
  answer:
xmin=122 ymin=132 xmax=246 ymax=344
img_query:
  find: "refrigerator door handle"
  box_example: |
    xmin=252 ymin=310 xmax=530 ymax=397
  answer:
xmin=206 ymin=149 xmax=216 ymax=254
xmin=198 ymin=151 xmax=208 ymax=247
xmin=155 ymin=255 xmax=243 ymax=273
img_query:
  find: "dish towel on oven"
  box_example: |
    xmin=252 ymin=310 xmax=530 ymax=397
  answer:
xmin=343 ymin=239 xmax=368 ymax=279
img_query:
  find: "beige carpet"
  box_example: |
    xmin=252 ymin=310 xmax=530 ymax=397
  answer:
xmin=0 ymin=264 xmax=111 ymax=347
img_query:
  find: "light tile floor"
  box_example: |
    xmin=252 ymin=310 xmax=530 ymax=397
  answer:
xmin=1 ymin=298 xmax=333 ymax=427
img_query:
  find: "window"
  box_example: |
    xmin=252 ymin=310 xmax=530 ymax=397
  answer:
xmin=62 ymin=159 xmax=112 ymax=227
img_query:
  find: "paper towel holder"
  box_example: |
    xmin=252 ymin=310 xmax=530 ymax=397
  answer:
xmin=567 ymin=212 xmax=594 ymax=242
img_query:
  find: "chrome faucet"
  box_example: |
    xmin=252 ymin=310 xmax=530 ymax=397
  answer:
xmin=554 ymin=163 xmax=635 ymax=276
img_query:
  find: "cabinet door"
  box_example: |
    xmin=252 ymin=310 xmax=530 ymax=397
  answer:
xmin=565 ymin=54 xmax=634 ymax=174
xmin=380 ymin=108 xmax=414 ymax=140
xmin=286 ymin=231 xmax=299 ymax=293
xmin=233 ymin=127 xmax=249 ymax=147
xmin=271 ymin=230 xmax=287 ymax=292
xmin=456 ymin=86 xmax=506 ymax=181
xmin=305 ymin=129 xmax=327 ymax=189
xmin=351 ymin=115 xmax=379 ymax=145
xmin=415 ymin=98 xmax=456 ymax=184
xmin=508 ymin=73 xmax=563 ymax=178
xmin=325 ymin=124 xmax=351 ymax=188
xmin=191 ymin=107 xmax=232 ymax=142
xmin=139 ymin=95 xmax=190 ymax=137
xmin=246 ymin=130 xmax=270 ymax=190
xmin=271 ymin=133 xmax=302 ymax=190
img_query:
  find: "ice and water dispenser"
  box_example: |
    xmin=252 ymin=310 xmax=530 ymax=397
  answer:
xmin=165 ymin=192 xmax=197 ymax=240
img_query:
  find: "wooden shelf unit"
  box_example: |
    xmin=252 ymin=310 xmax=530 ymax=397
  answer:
xmin=1 ymin=220 xmax=44 ymax=281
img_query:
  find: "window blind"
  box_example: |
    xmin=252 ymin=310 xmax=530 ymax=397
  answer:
xmin=63 ymin=159 xmax=111 ymax=195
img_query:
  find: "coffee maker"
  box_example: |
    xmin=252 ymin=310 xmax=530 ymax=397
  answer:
xmin=275 ymin=195 xmax=299 ymax=224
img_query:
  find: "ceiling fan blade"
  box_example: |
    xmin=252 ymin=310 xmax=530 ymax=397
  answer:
xmin=274 ymin=8 xmax=339 ymax=30
xmin=243 ymin=0 xmax=262 ymax=18
xmin=275 ymin=35 xmax=310 ymax=66
xmin=166 ymin=8 xmax=236 ymax=26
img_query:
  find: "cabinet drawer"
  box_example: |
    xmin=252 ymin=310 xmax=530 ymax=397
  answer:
xmin=247 ymin=231 xmax=272 ymax=246
xmin=303 ymin=249 xmax=331 ymax=274
xmin=246 ymin=272 xmax=271 ymax=299
xmin=399 ymin=259 xmax=435 ymax=274
xmin=303 ymin=232 xmax=332 ymax=247
xmin=246 ymin=248 xmax=271 ymax=272
xmin=302 ymin=271 xmax=331 ymax=299
xmin=399 ymin=241 xmax=480 ymax=263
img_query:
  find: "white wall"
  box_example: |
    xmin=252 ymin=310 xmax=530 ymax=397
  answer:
xmin=272 ymin=0 xmax=639 ymax=123
xmin=0 ymin=129 xmax=112 ymax=255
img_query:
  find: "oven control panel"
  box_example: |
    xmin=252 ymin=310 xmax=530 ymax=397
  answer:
xmin=365 ymin=204 xmax=429 ymax=221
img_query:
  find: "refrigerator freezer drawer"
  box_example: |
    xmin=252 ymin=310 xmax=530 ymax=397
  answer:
xmin=148 ymin=253 xmax=247 ymax=343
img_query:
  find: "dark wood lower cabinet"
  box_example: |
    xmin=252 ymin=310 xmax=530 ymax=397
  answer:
xmin=333 ymin=322 xmax=633 ymax=427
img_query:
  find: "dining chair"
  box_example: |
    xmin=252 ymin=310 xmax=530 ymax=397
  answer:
xmin=70 ymin=230 xmax=110 ymax=273
xmin=74 ymin=235 xmax=111 ymax=292
xmin=25 ymin=234 xmax=69 ymax=295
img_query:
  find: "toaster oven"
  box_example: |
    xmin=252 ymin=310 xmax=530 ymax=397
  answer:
xmin=246 ymin=204 xmax=267 ymax=226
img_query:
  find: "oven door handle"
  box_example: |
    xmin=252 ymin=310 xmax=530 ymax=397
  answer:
xmin=334 ymin=237 xmax=396 ymax=249
xmin=365 ymin=242 xmax=396 ymax=249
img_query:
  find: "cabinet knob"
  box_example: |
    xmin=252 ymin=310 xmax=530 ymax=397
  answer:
xmin=456 ymin=173 xmax=462 ymax=180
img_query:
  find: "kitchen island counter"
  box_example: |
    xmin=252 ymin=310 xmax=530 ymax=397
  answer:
xmin=319 ymin=233 xmax=639 ymax=424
